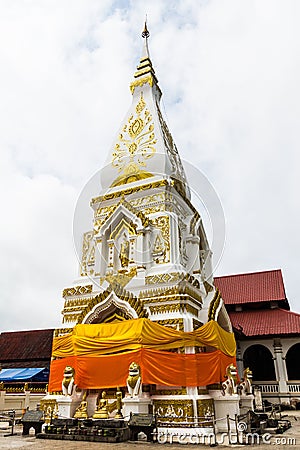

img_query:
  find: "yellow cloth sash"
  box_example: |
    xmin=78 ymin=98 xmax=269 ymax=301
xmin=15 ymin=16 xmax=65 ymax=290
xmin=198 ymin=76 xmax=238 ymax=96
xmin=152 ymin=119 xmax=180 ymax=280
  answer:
xmin=52 ymin=318 xmax=236 ymax=358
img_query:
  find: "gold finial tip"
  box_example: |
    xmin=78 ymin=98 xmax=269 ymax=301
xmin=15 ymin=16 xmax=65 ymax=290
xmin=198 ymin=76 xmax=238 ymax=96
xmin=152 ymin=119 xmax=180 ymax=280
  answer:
xmin=142 ymin=21 xmax=150 ymax=39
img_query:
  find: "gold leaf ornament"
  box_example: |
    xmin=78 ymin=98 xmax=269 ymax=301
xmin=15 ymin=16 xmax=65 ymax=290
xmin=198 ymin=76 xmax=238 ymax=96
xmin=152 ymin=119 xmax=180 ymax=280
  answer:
xmin=111 ymin=93 xmax=156 ymax=186
xmin=129 ymin=118 xmax=144 ymax=138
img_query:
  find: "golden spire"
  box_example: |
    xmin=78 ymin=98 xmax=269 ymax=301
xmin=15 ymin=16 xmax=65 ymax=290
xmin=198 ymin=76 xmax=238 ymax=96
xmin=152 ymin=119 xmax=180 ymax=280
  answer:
xmin=130 ymin=21 xmax=160 ymax=95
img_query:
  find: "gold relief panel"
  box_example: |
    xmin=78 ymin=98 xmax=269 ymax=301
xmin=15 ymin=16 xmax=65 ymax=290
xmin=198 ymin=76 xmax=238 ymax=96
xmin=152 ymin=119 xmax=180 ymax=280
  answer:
xmin=40 ymin=399 xmax=58 ymax=424
xmin=94 ymin=204 xmax=119 ymax=232
xmin=154 ymin=399 xmax=194 ymax=423
xmin=196 ymin=399 xmax=215 ymax=427
xmin=91 ymin=179 xmax=169 ymax=204
xmin=145 ymin=272 xmax=182 ymax=285
xmin=62 ymin=285 xmax=93 ymax=298
xmin=140 ymin=285 xmax=202 ymax=306
xmin=142 ymin=205 xmax=165 ymax=215
xmin=129 ymin=192 xmax=188 ymax=219
xmin=80 ymin=231 xmax=95 ymax=276
xmin=151 ymin=215 xmax=170 ymax=264
xmin=149 ymin=303 xmax=199 ymax=316
xmin=129 ymin=192 xmax=166 ymax=208
xmin=95 ymin=204 xmax=117 ymax=218
xmin=94 ymin=217 xmax=107 ymax=233
xmin=87 ymin=246 xmax=95 ymax=266
xmin=144 ymin=272 xmax=201 ymax=291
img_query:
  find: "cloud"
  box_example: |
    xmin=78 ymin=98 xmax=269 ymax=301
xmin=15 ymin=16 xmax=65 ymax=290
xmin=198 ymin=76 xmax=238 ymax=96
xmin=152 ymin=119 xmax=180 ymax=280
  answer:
xmin=0 ymin=152 xmax=77 ymax=330
xmin=0 ymin=0 xmax=299 ymax=330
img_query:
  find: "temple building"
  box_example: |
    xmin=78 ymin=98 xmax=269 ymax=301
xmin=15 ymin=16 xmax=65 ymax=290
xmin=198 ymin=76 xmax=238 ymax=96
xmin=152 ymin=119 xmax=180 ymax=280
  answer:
xmin=215 ymin=269 xmax=300 ymax=404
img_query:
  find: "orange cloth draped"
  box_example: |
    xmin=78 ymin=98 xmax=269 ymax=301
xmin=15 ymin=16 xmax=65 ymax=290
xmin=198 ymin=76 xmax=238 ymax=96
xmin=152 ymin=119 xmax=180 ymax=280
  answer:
xmin=48 ymin=348 xmax=235 ymax=392
xmin=52 ymin=319 xmax=236 ymax=358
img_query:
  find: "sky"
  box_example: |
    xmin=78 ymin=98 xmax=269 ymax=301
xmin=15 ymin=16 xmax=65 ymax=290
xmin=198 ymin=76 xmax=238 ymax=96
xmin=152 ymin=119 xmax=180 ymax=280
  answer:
xmin=0 ymin=0 xmax=299 ymax=331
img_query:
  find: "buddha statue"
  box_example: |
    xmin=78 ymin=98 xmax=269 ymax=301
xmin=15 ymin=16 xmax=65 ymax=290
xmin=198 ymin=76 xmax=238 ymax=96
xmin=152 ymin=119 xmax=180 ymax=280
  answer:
xmin=74 ymin=391 xmax=88 ymax=419
xmin=93 ymin=391 xmax=109 ymax=419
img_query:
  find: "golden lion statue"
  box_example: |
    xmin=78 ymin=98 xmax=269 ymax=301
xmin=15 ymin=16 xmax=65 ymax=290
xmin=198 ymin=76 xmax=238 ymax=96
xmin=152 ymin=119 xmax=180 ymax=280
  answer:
xmin=239 ymin=367 xmax=253 ymax=395
xmin=222 ymin=363 xmax=238 ymax=396
xmin=127 ymin=362 xmax=142 ymax=397
xmin=62 ymin=366 xmax=75 ymax=396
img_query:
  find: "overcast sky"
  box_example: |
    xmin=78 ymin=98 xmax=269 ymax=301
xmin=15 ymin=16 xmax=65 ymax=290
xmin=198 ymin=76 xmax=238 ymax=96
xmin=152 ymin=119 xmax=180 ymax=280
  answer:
xmin=1 ymin=0 xmax=299 ymax=331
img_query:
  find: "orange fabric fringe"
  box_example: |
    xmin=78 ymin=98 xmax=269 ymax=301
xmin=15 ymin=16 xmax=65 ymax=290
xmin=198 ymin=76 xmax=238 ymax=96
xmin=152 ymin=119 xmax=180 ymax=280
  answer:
xmin=49 ymin=348 xmax=235 ymax=392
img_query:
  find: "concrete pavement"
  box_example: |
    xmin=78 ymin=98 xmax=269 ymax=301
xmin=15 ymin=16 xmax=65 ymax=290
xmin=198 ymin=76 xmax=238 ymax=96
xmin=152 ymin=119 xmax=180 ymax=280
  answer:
xmin=1 ymin=411 xmax=300 ymax=449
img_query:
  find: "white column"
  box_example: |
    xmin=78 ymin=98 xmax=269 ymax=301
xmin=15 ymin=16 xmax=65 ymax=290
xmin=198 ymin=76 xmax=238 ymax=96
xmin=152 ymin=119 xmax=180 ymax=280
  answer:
xmin=95 ymin=237 xmax=104 ymax=275
xmin=273 ymin=339 xmax=288 ymax=394
xmin=185 ymin=337 xmax=197 ymax=397
xmin=0 ymin=390 xmax=5 ymax=410
xmin=24 ymin=389 xmax=31 ymax=409
xmin=143 ymin=228 xmax=152 ymax=268
xmin=169 ymin=214 xmax=180 ymax=265
xmin=185 ymin=234 xmax=200 ymax=273
xmin=236 ymin=345 xmax=244 ymax=379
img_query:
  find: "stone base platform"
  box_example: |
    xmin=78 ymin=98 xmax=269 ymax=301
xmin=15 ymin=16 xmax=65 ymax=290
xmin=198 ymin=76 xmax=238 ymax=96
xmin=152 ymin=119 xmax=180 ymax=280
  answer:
xmin=38 ymin=418 xmax=130 ymax=443
xmin=37 ymin=432 xmax=130 ymax=443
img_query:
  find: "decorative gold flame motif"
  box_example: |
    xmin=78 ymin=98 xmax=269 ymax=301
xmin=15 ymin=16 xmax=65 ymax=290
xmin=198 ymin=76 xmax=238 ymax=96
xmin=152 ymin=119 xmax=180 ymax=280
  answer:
xmin=111 ymin=93 xmax=156 ymax=186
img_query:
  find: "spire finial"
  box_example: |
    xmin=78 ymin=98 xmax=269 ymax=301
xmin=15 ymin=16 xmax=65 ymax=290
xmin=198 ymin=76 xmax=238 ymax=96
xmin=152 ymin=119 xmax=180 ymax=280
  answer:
xmin=130 ymin=17 xmax=160 ymax=96
xmin=142 ymin=18 xmax=150 ymax=39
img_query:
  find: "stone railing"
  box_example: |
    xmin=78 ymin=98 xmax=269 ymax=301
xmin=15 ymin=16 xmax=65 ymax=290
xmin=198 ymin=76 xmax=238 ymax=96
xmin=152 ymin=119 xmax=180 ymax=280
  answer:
xmin=0 ymin=389 xmax=46 ymax=411
xmin=0 ymin=383 xmax=47 ymax=393
xmin=253 ymin=381 xmax=300 ymax=396
xmin=252 ymin=381 xmax=279 ymax=393
xmin=287 ymin=383 xmax=300 ymax=393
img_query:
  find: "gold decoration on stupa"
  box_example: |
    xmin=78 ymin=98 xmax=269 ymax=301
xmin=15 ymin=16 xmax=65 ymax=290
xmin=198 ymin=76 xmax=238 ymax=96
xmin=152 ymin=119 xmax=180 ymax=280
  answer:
xmin=111 ymin=93 xmax=156 ymax=186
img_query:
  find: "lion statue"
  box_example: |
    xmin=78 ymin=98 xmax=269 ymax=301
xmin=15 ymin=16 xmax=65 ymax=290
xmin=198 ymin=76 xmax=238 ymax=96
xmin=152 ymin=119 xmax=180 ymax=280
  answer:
xmin=222 ymin=363 xmax=238 ymax=396
xmin=127 ymin=362 xmax=142 ymax=397
xmin=62 ymin=366 xmax=75 ymax=396
xmin=239 ymin=367 xmax=253 ymax=396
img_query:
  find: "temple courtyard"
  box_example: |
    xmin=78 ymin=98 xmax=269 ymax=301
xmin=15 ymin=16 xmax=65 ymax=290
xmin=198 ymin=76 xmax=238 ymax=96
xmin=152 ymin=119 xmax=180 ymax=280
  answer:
xmin=1 ymin=411 xmax=300 ymax=449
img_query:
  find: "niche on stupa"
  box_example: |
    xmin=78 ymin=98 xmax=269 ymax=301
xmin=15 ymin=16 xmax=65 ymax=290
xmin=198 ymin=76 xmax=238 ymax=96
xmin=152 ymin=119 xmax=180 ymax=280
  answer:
xmin=95 ymin=204 xmax=145 ymax=276
xmin=149 ymin=215 xmax=170 ymax=264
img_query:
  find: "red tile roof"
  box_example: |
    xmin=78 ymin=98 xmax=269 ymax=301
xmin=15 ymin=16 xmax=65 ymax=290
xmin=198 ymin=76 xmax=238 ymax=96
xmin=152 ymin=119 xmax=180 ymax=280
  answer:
xmin=229 ymin=308 xmax=300 ymax=336
xmin=0 ymin=329 xmax=53 ymax=368
xmin=214 ymin=269 xmax=286 ymax=305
